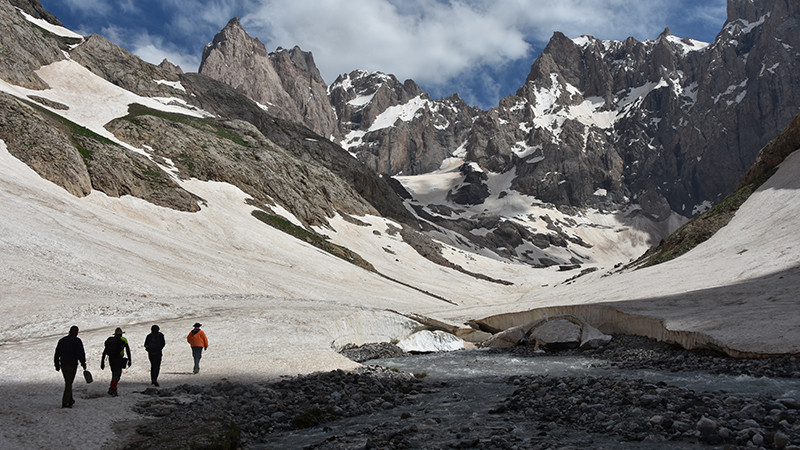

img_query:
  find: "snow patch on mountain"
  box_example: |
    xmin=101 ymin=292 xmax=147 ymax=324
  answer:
xmin=17 ymin=8 xmax=83 ymax=40
xmin=0 ymin=59 xmax=212 ymax=159
xmin=665 ymin=35 xmax=710 ymax=54
xmin=154 ymin=79 xmax=186 ymax=92
xmin=369 ymin=95 xmax=429 ymax=131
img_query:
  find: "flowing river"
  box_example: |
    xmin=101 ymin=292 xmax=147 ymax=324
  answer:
xmin=369 ymin=349 xmax=800 ymax=399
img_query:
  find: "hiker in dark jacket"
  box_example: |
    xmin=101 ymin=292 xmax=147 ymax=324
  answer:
xmin=144 ymin=324 xmax=165 ymax=386
xmin=187 ymin=323 xmax=208 ymax=374
xmin=101 ymin=327 xmax=131 ymax=396
xmin=54 ymin=325 xmax=87 ymax=408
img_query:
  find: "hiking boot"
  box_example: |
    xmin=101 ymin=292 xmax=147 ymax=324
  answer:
xmin=108 ymin=389 xmax=118 ymax=397
xmin=152 ymin=381 xmax=159 ymax=387
xmin=193 ymin=368 xmax=199 ymax=374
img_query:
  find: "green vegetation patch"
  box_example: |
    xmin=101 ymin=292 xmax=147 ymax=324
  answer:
xmin=33 ymin=102 xmax=116 ymax=147
xmin=28 ymin=101 xmax=117 ymax=168
xmin=122 ymin=103 xmax=248 ymax=146
xmin=75 ymin=143 xmax=93 ymax=165
xmin=251 ymin=209 xmax=375 ymax=271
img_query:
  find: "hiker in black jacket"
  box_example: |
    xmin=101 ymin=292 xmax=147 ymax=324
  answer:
xmin=144 ymin=324 xmax=165 ymax=387
xmin=101 ymin=327 xmax=131 ymax=396
xmin=54 ymin=325 xmax=87 ymax=408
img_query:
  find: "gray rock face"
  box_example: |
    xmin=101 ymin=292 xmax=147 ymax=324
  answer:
xmin=8 ymin=0 xmax=60 ymax=25
xmin=198 ymin=18 xmax=337 ymax=138
xmin=201 ymin=0 xmax=800 ymax=220
xmin=0 ymin=93 xmax=200 ymax=211
xmin=70 ymin=34 xmax=185 ymax=98
xmin=471 ymin=0 xmax=800 ymax=216
xmin=330 ymin=70 xmax=478 ymax=175
xmin=0 ymin=0 xmax=71 ymax=89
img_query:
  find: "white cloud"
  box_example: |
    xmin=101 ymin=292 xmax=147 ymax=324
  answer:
xmin=239 ymin=0 xmax=722 ymax=88
xmin=242 ymin=0 xmax=532 ymax=86
xmin=100 ymin=26 xmax=201 ymax=72
xmin=132 ymin=43 xmax=202 ymax=73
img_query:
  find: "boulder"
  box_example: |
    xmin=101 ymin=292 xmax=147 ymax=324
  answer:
xmin=530 ymin=319 xmax=581 ymax=349
xmin=479 ymin=314 xmax=612 ymax=350
xmin=580 ymin=322 xmax=613 ymax=349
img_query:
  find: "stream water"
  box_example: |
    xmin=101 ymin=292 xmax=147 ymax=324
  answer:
xmin=369 ymin=348 xmax=800 ymax=399
xmin=257 ymin=348 xmax=800 ymax=449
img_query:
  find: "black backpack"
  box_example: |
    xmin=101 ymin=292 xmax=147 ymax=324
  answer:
xmin=104 ymin=336 xmax=124 ymax=357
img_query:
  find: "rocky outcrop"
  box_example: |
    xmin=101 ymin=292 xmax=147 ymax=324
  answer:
xmin=330 ymin=70 xmax=478 ymax=175
xmin=8 ymin=0 xmax=59 ymax=25
xmin=158 ymin=58 xmax=183 ymax=75
xmin=105 ymin=105 xmax=379 ymax=226
xmin=0 ymin=93 xmax=200 ymax=211
xmin=201 ymin=0 xmax=800 ymax=221
xmin=198 ymin=18 xmax=336 ymax=138
xmin=479 ymin=314 xmax=611 ymax=350
xmin=0 ymin=0 xmax=71 ymax=89
xmin=69 ymin=34 xmax=185 ymax=98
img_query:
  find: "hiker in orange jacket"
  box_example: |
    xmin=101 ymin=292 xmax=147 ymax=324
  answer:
xmin=187 ymin=323 xmax=208 ymax=374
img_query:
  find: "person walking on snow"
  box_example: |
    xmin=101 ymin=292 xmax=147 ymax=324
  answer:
xmin=54 ymin=325 xmax=87 ymax=408
xmin=187 ymin=323 xmax=208 ymax=374
xmin=101 ymin=327 xmax=131 ymax=396
xmin=144 ymin=324 xmax=165 ymax=386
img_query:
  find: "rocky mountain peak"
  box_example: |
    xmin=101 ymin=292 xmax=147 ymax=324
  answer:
xmin=158 ymin=58 xmax=183 ymax=75
xmin=199 ymin=18 xmax=336 ymax=137
xmin=197 ymin=1 xmax=799 ymax=224
xmin=727 ymin=0 xmax=782 ymax=24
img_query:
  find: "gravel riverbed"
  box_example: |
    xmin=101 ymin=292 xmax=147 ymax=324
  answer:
xmin=121 ymin=336 xmax=800 ymax=449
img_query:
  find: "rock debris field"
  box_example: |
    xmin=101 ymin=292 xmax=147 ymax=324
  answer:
xmin=120 ymin=336 xmax=800 ymax=449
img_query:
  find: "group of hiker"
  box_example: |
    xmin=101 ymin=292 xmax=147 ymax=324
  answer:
xmin=53 ymin=322 xmax=208 ymax=408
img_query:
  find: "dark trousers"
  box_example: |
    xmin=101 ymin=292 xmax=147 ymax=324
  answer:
xmin=61 ymin=365 xmax=77 ymax=407
xmin=148 ymin=352 xmax=162 ymax=382
xmin=109 ymin=358 xmax=123 ymax=383
xmin=192 ymin=346 xmax=203 ymax=371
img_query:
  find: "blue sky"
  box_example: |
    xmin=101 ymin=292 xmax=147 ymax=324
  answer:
xmin=40 ymin=0 xmax=727 ymax=109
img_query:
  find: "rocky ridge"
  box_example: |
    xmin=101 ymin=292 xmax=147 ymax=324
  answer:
xmin=198 ymin=0 xmax=800 ymax=221
xmin=189 ymin=0 xmax=800 ymax=270
xmin=0 ymin=2 xmax=421 ymax=231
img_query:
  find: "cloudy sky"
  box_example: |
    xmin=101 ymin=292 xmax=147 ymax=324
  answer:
xmin=40 ymin=0 xmax=727 ymax=108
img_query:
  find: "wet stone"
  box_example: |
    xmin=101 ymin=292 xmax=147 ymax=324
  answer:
xmin=122 ymin=335 xmax=800 ymax=449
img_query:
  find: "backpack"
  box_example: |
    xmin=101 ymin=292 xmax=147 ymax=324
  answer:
xmin=104 ymin=336 xmax=124 ymax=357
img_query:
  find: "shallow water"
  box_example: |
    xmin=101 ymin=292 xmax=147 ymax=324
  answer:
xmin=369 ymin=348 xmax=800 ymax=399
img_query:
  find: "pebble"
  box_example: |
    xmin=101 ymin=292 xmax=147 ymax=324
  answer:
xmin=125 ymin=335 xmax=800 ymax=449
